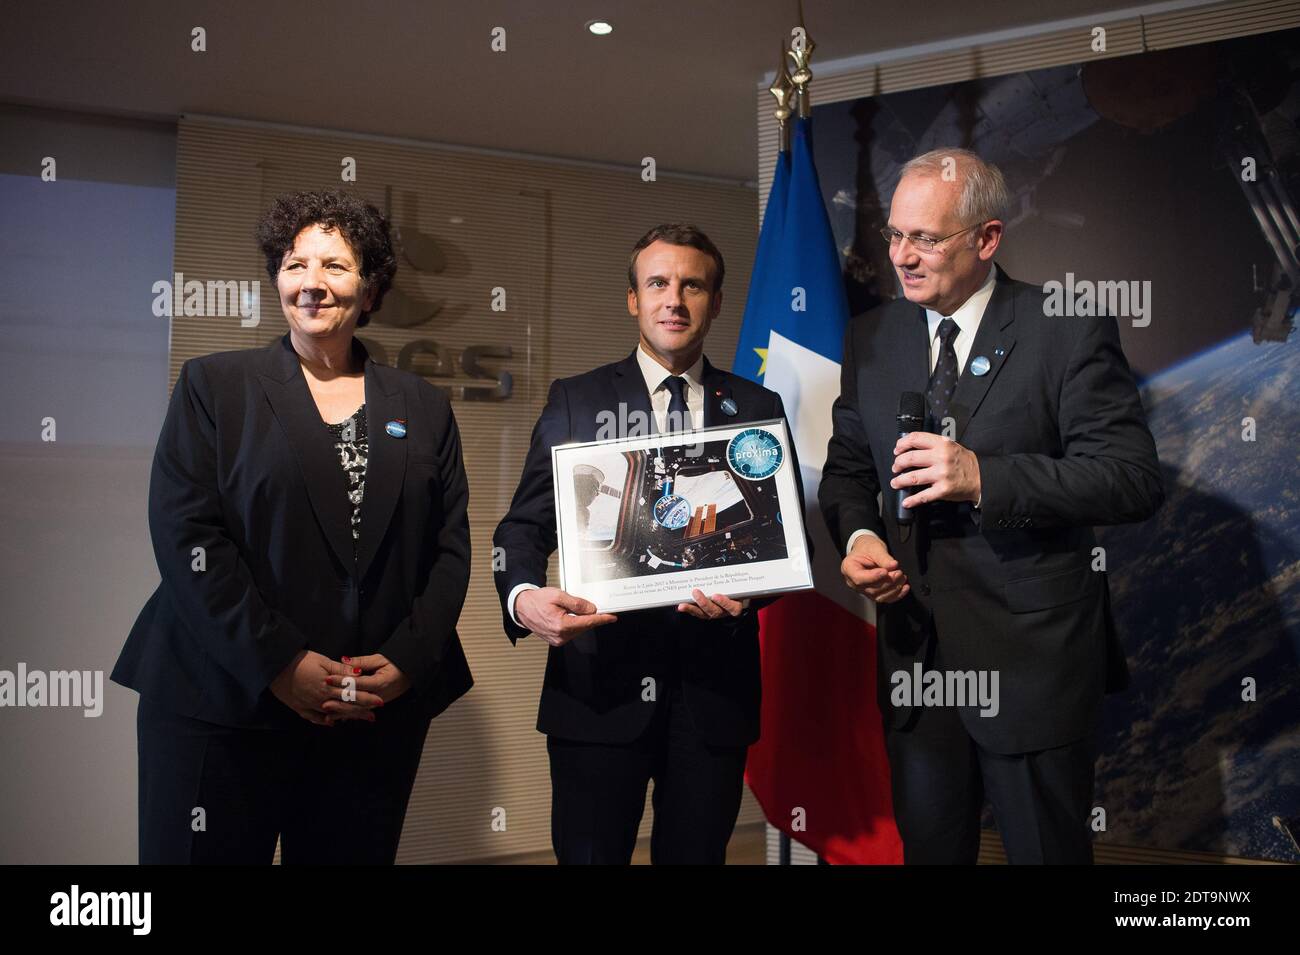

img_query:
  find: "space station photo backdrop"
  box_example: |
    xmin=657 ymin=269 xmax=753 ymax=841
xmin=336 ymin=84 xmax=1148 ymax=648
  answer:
xmin=552 ymin=420 xmax=813 ymax=614
xmin=810 ymin=27 xmax=1300 ymax=862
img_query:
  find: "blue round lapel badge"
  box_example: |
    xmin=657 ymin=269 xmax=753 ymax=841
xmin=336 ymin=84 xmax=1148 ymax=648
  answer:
xmin=385 ymin=419 xmax=407 ymax=438
xmin=720 ymin=397 xmax=738 ymax=417
xmin=726 ymin=428 xmax=784 ymax=480
xmin=970 ymin=355 xmax=991 ymax=377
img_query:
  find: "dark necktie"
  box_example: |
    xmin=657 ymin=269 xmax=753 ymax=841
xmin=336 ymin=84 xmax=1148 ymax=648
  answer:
xmin=926 ymin=317 xmax=960 ymax=429
xmin=661 ymin=375 xmax=690 ymax=433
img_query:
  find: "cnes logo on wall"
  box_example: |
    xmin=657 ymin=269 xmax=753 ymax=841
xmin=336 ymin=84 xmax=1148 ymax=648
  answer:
xmin=359 ymin=186 xmax=513 ymax=401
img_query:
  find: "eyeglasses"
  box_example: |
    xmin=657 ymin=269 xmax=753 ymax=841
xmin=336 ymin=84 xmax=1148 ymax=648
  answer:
xmin=879 ymin=223 xmax=982 ymax=254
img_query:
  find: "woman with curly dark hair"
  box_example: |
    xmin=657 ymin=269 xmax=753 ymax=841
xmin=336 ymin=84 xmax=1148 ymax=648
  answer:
xmin=113 ymin=189 xmax=473 ymax=864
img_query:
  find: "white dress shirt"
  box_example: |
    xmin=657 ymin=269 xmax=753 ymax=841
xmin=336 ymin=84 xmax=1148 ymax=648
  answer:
xmin=637 ymin=344 xmax=706 ymax=433
xmin=846 ymin=267 xmax=996 ymax=555
xmin=924 ymin=266 xmax=995 ymax=376
xmin=508 ymin=345 xmax=714 ymax=626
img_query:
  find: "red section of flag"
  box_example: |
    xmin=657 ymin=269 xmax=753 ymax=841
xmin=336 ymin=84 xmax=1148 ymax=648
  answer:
xmin=745 ymin=590 xmax=903 ymax=864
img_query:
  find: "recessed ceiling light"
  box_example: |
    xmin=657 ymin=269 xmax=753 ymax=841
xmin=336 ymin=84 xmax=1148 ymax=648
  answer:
xmin=586 ymin=20 xmax=613 ymax=36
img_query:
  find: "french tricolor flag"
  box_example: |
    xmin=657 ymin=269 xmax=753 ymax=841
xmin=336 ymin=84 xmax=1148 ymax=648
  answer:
xmin=737 ymin=115 xmax=902 ymax=865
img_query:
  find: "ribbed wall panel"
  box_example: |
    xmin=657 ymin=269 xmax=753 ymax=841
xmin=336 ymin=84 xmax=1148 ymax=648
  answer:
xmin=174 ymin=117 xmax=761 ymax=863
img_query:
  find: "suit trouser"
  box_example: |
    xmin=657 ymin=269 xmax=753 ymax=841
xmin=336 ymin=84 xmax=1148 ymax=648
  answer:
xmin=136 ymin=695 xmax=430 ymax=864
xmin=546 ymin=682 xmax=748 ymax=864
xmin=884 ymin=695 xmax=1097 ymax=864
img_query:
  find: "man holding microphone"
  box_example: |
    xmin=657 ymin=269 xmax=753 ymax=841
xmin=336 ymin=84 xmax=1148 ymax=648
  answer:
xmin=820 ymin=149 xmax=1163 ymax=864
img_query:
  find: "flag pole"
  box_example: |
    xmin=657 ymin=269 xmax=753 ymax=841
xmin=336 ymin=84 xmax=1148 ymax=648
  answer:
xmin=789 ymin=0 xmax=816 ymax=118
xmin=772 ymin=4 xmax=822 ymax=867
xmin=769 ymin=30 xmax=795 ymax=868
xmin=769 ymin=39 xmax=795 ymax=154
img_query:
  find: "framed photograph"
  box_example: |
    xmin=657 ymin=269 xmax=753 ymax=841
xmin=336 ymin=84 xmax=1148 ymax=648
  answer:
xmin=551 ymin=418 xmax=814 ymax=613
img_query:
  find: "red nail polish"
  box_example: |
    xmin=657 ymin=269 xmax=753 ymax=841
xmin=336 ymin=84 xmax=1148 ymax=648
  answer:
xmin=353 ymin=667 xmax=361 ymax=674
xmin=342 ymin=656 xmax=351 ymax=663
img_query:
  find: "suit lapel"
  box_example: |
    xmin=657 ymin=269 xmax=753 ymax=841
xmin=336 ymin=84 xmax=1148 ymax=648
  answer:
xmin=355 ymin=354 xmax=406 ymax=584
xmin=611 ymin=349 xmax=732 ymax=432
xmin=881 ymin=303 xmax=931 ymax=431
xmin=902 ymin=305 xmax=932 ymax=401
xmin=611 ymin=350 xmax=655 ymax=439
xmin=258 ymin=334 xmax=356 ymax=575
xmin=950 ymin=266 xmax=1017 ymax=442
xmin=701 ymin=357 xmax=733 ymax=429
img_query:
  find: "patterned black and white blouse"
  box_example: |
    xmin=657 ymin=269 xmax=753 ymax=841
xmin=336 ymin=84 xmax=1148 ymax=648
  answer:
xmin=324 ymin=404 xmax=367 ymax=556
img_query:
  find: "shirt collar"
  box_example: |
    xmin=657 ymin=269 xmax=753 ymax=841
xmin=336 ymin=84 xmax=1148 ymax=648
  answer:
xmin=636 ymin=343 xmax=705 ymax=397
xmin=925 ymin=265 xmax=997 ymax=341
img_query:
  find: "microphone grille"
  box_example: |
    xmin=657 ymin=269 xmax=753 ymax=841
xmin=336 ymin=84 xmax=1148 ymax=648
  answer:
xmin=898 ymin=391 xmax=926 ymax=419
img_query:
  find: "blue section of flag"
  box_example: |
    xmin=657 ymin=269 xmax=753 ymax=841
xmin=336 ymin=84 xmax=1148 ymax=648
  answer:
xmin=734 ymin=116 xmax=851 ymax=381
xmin=733 ymin=149 xmax=790 ymax=384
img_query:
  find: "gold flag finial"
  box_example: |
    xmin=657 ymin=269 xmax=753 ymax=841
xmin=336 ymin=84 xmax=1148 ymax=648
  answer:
xmin=769 ymin=39 xmax=795 ymax=151
xmin=788 ymin=0 xmax=816 ymax=117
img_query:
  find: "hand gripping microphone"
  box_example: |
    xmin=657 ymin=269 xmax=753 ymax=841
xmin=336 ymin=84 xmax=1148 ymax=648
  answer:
xmin=895 ymin=391 xmax=927 ymax=526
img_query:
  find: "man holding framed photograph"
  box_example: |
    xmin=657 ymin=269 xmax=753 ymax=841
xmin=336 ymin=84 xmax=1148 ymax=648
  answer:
xmin=493 ymin=223 xmax=806 ymax=865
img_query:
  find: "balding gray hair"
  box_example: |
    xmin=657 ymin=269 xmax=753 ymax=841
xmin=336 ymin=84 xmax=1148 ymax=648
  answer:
xmin=899 ymin=148 xmax=1011 ymax=235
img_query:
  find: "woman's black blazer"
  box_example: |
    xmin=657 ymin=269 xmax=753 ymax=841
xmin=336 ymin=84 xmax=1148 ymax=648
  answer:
xmin=112 ymin=333 xmax=473 ymax=727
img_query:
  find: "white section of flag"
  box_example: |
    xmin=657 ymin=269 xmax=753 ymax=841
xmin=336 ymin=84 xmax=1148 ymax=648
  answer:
xmin=763 ymin=330 xmax=874 ymax=625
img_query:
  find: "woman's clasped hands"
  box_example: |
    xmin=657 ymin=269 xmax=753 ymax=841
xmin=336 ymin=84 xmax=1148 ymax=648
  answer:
xmin=269 ymin=650 xmax=411 ymax=726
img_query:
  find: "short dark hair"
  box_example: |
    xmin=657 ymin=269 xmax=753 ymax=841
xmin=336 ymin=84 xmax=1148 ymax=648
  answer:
xmin=255 ymin=189 xmax=397 ymax=327
xmin=627 ymin=223 xmax=725 ymax=295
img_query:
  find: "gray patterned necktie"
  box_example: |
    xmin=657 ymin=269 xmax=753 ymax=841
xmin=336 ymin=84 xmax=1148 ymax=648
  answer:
xmin=926 ymin=317 xmax=960 ymax=428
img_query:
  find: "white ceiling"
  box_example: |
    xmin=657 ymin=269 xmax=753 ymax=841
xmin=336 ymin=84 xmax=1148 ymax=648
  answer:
xmin=1 ymin=0 xmax=1177 ymax=180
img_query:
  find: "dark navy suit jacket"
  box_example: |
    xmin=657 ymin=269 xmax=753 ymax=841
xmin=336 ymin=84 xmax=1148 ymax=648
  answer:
xmin=820 ymin=267 xmax=1164 ymax=754
xmin=493 ymin=350 xmax=806 ymax=747
xmin=113 ymin=333 xmax=473 ymax=728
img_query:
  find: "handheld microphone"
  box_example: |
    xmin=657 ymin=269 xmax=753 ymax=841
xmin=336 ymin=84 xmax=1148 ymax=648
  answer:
xmin=895 ymin=392 xmax=927 ymax=526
